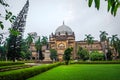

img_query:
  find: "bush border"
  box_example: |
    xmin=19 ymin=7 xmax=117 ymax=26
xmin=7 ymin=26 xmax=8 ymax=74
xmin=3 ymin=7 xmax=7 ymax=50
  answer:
xmin=0 ymin=63 xmax=61 ymax=80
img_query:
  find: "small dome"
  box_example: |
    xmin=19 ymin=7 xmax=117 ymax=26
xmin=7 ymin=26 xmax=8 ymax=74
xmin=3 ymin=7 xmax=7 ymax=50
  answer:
xmin=55 ymin=22 xmax=73 ymax=35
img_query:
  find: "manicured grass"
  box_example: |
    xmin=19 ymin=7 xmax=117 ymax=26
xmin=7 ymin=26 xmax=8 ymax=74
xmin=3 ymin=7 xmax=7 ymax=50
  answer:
xmin=27 ymin=64 xmax=120 ymax=80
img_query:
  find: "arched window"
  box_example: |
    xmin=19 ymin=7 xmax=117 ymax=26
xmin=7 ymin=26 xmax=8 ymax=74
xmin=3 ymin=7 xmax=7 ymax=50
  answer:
xmin=58 ymin=43 xmax=65 ymax=49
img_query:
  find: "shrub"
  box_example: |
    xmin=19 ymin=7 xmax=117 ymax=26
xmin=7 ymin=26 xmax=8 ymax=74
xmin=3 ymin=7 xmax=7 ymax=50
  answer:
xmin=77 ymin=47 xmax=89 ymax=61
xmin=90 ymin=51 xmax=104 ymax=61
xmin=0 ymin=63 xmax=61 ymax=80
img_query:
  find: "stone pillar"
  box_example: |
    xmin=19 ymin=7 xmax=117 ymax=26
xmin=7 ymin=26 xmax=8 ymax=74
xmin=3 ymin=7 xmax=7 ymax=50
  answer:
xmin=43 ymin=50 xmax=52 ymax=62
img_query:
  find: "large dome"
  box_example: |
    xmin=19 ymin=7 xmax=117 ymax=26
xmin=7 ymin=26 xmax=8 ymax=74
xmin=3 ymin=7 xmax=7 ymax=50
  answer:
xmin=55 ymin=22 xmax=73 ymax=35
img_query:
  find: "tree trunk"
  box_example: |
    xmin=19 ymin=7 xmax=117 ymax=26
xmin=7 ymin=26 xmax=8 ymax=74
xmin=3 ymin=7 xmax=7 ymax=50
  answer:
xmin=38 ymin=50 xmax=39 ymax=60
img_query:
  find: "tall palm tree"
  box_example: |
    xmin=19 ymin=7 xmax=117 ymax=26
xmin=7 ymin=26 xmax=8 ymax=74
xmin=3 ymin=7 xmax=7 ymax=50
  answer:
xmin=99 ymin=31 xmax=108 ymax=60
xmin=84 ymin=34 xmax=94 ymax=52
xmin=25 ymin=34 xmax=34 ymax=60
xmin=35 ymin=36 xmax=44 ymax=60
xmin=26 ymin=34 xmax=34 ymax=47
xmin=41 ymin=36 xmax=48 ymax=46
xmin=109 ymin=34 xmax=119 ymax=59
xmin=99 ymin=31 xmax=108 ymax=42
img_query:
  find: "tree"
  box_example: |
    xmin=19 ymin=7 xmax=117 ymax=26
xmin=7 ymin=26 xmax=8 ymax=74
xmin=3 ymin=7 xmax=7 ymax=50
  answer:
xmin=100 ymin=31 xmax=108 ymax=42
xmin=25 ymin=34 xmax=34 ymax=60
xmin=41 ymin=36 xmax=48 ymax=46
xmin=99 ymin=31 xmax=108 ymax=60
xmin=117 ymin=39 xmax=120 ymax=58
xmin=20 ymin=39 xmax=31 ymax=60
xmin=50 ymin=49 xmax=57 ymax=62
xmin=63 ymin=47 xmax=73 ymax=65
xmin=7 ymin=0 xmax=29 ymax=62
xmin=106 ymin=48 xmax=113 ymax=60
xmin=109 ymin=34 xmax=119 ymax=59
xmin=26 ymin=34 xmax=34 ymax=47
xmin=87 ymin=0 xmax=120 ymax=16
xmin=35 ymin=36 xmax=44 ymax=60
xmin=84 ymin=34 xmax=94 ymax=52
xmin=77 ymin=47 xmax=89 ymax=61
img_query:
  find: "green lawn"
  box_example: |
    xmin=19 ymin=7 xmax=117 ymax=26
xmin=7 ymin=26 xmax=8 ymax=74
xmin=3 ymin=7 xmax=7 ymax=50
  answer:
xmin=27 ymin=64 xmax=120 ymax=80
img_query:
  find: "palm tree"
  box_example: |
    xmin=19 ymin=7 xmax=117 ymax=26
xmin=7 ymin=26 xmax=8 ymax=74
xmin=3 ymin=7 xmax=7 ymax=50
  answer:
xmin=35 ymin=36 xmax=44 ymax=60
xmin=41 ymin=36 xmax=48 ymax=50
xmin=99 ymin=31 xmax=108 ymax=60
xmin=25 ymin=34 xmax=34 ymax=60
xmin=99 ymin=31 xmax=108 ymax=42
xmin=109 ymin=34 xmax=119 ymax=59
xmin=41 ymin=36 xmax=48 ymax=45
xmin=84 ymin=34 xmax=94 ymax=52
xmin=26 ymin=34 xmax=34 ymax=47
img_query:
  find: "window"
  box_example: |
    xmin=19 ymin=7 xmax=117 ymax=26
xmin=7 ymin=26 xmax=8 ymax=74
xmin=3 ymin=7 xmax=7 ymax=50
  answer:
xmin=58 ymin=43 xmax=65 ymax=49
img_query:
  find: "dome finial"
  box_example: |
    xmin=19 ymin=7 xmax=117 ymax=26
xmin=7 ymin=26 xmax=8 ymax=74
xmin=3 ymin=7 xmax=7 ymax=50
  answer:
xmin=63 ymin=21 xmax=64 ymax=25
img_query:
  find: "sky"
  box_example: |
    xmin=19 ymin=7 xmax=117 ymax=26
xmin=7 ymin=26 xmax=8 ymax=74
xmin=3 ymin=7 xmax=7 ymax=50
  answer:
xmin=0 ymin=0 xmax=120 ymax=41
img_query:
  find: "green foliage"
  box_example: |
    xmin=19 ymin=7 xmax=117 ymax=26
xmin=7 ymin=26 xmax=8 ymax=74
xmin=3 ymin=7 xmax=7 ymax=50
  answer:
xmin=90 ymin=51 xmax=104 ymax=61
xmin=20 ymin=39 xmax=31 ymax=60
xmin=88 ymin=0 xmax=120 ymax=16
xmin=0 ymin=4 xmax=16 ymax=30
xmin=9 ymin=28 xmax=20 ymax=36
xmin=41 ymin=36 xmax=48 ymax=45
xmin=63 ymin=47 xmax=73 ymax=65
xmin=106 ymin=48 xmax=113 ymax=60
xmin=109 ymin=34 xmax=119 ymax=59
xmin=94 ymin=0 xmax=100 ymax=10
xmin=35 ymin=36 xmax=44 ymax=60
xmin=84 ymin=34 xmax=94 ymax=45
xmin=77 ymin=47 xmax=89 ymax=61
xmin=0 ymin=21 xmax=4 ymax=29
xmin=26 ymin=34 xmax=34 ymax=47
xmin=0 ymin=63 xmax=61 ymax=80
xmin=99 ymin=31 xmax=108 ymax=41
xmin=27 ymin=64 xmax=120 ymax=80
xmin=88 ymin=0 xmax=93 ymax=7
xmin=50 ymin=49 xmax=57 ymax=61
xmin=0 ymin=0 xmax=9 ymax=7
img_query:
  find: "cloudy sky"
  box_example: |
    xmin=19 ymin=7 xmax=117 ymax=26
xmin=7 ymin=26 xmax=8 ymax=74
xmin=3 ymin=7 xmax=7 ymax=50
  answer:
xmin=0 ymin=0 xmax=120 ymax=41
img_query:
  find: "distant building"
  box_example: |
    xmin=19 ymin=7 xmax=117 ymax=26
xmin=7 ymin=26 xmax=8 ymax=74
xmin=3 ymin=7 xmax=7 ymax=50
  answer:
xmin=49 ymin=22 xmax=104 ymax=60
xmin=49 ymin=22 xmax=75 ymax=61
xmin=30 ymin=22 xmax=109 ymax=61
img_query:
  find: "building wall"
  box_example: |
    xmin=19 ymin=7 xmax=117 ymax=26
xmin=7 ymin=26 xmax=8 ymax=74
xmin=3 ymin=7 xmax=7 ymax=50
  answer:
xmin=49 ymin=33 xmax=75 ymax=60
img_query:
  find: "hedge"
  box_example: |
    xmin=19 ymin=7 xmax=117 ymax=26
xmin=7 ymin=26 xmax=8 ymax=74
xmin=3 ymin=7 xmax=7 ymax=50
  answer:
xmin=70 ymin=61 xmax=120 ymax=64
xmin=0 ymin=62 xmax=24 ymax=67
xmin=0 ymin=63 xmax=61 ymax=80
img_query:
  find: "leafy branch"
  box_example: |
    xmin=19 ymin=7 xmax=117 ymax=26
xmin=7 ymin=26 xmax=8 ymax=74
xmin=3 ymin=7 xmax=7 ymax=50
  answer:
xmin=88 ymin=0 xmax=120 ymax=16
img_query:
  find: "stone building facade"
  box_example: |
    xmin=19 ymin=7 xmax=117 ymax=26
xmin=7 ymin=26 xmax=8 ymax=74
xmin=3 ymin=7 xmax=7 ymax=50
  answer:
xmin=49 ymin=22 xmax=104 ymax=60
xmin=30 ymin=22 xmax=107 ymax=61
xmin=49 ymin=22 xmax=75 ymax=60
